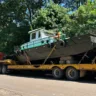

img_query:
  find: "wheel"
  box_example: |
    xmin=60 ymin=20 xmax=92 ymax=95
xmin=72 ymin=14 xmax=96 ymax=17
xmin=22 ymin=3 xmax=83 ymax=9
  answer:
xmin=52 ymin=67 xmax=63 ymax=79
xmin=66 ymin=67 xmax=79 ymax=81
xmin=2 ymin=65 xmax=7 ymax=74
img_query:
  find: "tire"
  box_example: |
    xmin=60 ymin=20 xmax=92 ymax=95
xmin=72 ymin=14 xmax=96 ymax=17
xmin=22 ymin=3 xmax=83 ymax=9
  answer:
xmin=66 ymin=67 xmax=79 ymax=81
xmin=52 ymin=67 xmax=63 ymax=79
xmin=2 ymin=65 xmax=7 ymax=74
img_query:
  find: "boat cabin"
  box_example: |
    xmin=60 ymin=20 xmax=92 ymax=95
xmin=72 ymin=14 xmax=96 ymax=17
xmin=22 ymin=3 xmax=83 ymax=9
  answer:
xmin=20 ymin=28 xmax=55 ymax=50
xmin=29 ymin=28 xmax=49 ymax=41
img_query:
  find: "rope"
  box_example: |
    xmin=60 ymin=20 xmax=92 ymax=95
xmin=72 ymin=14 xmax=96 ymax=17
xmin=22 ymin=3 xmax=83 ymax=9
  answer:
xmin=42 ymin=44 xmax=56 ymax=64
xmin=23 ymin=51 xmax=31 ymax=65
xmin=78 ymin=51 xmax=89 ymax=64
xmin=92 ymin=56 xmax=96 ymax=64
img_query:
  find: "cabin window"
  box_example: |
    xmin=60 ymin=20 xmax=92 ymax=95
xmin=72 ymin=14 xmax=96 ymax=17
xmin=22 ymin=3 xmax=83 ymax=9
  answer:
xmin=32 ymin=33 xmax=36 ymax=39
xmin=38 ymin=32 xmax=41 ymax=38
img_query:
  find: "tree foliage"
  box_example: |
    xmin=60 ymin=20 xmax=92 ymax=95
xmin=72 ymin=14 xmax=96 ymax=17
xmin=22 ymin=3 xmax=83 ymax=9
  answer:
xmin=32 ymin=0 xmax=96 ymax=36
xmin=0 ymin=0 xmax=30 ymax=53
xmin=63 ymin=0 xmax=87 ymax=9
xmin=32 ymin=3 xmax=70 ymax=29
xmin=44 ymin=0 xmax=87 ymax=10
xmin=69 ymin=0 xmax=96 ymax=36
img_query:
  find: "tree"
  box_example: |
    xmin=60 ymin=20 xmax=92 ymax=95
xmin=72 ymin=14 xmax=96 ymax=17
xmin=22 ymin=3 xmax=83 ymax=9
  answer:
xmin=0 ymin=0 xmax=44 ymax=29
xmin=0 ymin=0 xmax=30 ymax=54
xmin=67 ymin=0 xmax=96 ymax=36
xmin=32 ymin=2 xmax=70 ymax=30
xmin=44 ymin=0 xmax=64 ymax=4
xmin=0 ymin=0 xmax=45 ymax=54
xmin=22 ymin=0 xmax=43 ymax=29
xmin=62 ymin=0 xmax=87 ymax=10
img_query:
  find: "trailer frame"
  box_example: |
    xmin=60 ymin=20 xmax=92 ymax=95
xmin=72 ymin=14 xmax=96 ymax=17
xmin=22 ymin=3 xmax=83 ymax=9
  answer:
xmin=0 ymin=59 xmax=96 ymax=81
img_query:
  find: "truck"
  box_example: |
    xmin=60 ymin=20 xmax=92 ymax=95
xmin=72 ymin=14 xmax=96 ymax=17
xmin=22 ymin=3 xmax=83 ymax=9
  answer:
xmin=0 ymin=48 xmax=96 ymax=81
xmin=0 ymin=29 xmax=96 ymax=81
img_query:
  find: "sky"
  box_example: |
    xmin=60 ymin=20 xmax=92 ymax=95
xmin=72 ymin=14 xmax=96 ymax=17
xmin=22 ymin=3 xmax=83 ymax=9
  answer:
xmin=0 ymin=0 xmax=4 ymax=3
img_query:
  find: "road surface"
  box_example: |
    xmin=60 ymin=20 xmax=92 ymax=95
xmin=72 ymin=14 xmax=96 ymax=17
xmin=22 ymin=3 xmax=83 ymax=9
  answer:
xmin=0 ymin=73 xmax=96 ymax=96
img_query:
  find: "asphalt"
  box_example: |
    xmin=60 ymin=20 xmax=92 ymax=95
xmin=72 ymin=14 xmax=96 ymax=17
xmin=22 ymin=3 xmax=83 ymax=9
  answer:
xmin=0 ymin=72 xmax=96 ymax=96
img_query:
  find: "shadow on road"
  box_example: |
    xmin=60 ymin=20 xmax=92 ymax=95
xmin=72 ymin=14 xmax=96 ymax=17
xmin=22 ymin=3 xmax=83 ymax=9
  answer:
xmin=7 ymin=70 xmax=96 ymax=84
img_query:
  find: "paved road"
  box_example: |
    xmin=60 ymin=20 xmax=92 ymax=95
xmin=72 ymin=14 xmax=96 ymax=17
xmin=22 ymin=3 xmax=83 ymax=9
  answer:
xmin=0 ymin=73 xmax=96 ymax=96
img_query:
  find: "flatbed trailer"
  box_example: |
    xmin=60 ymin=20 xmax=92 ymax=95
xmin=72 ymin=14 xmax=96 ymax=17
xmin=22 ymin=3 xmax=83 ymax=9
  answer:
xmin=0 ymin=43 xmax=96 ymax=81
xmin=0 ymin=59 xmax=96 ymax=81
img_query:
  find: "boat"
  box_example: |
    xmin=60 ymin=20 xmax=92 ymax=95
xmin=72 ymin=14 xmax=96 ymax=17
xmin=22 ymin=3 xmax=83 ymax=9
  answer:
xmin=14 ymin=28 xmax=96 ymax=63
